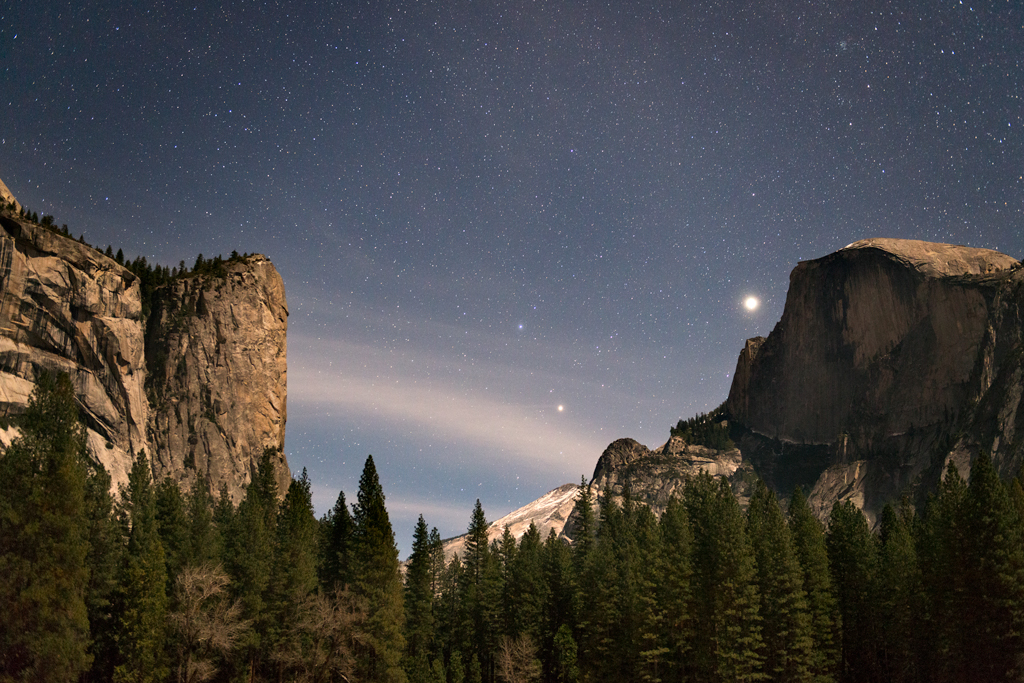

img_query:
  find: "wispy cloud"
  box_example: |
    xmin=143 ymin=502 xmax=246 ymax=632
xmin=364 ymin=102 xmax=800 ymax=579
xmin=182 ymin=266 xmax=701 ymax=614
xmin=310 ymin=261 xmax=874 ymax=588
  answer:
xmin=289 ymin=335 xmax=608 ymax=472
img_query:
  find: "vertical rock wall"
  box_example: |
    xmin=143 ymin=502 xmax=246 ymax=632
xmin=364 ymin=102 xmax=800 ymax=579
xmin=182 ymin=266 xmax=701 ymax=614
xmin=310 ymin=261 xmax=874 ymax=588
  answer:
xmin=0 ymin=215 xmax=149 ymax=489
xmin=727 ymin=238 xmax=1024 ymax=522
xmin=145 ymin=256 xmax=290 ymax=501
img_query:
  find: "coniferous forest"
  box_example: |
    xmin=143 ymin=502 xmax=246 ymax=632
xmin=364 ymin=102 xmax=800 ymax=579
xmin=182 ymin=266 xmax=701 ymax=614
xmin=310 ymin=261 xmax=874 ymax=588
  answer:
xmin=3 ymin=375 xmax=1024 ymax=683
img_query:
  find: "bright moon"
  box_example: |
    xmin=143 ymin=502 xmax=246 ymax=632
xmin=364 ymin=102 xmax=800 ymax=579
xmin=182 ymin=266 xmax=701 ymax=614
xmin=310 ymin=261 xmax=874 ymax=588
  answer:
xmin=744 ymin=296 xmax=760 ymax=311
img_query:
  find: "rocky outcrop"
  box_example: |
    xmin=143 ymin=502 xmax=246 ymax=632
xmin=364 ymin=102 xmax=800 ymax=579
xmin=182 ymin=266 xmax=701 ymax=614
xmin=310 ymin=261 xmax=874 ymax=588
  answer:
xmin=145 ymin=256 xmax=290 ymax=501
xmin=559 ymin=435 xmax=758 ymax=539
xmin=727 ymin=237 xmax=1024 ymax=524
xmin=587 ymin=436 xmax=757 ymax=512
xmin=0 ymin=213 xmax=148 ymax=489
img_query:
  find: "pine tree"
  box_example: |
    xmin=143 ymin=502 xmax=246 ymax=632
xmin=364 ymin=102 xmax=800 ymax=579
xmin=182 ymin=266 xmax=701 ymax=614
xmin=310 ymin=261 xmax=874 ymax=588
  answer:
xmin=508 ymin=523 xmax=545 ymax=643
xmin=570 ymin=477 xmax=596 ymax=573
xmin=876 ymin=503 xmax=922 ymax=683
xmin=270 ymin=469 xmax=320 ymax=673
xmin=352 ymin=455 xmax=407 ymax=682
xmin=211 ymin=481 xmax=234 ymax=561
xmin=633 ymin=505 xmax=668 ymax=683
xmin=963 ymin=452 xmax=1024 ymax=681
xmin=825 ymin=501 xmax=878 ymax=683
xmin=82 ymin=457 xmax=125 ymax=683
xmin=787 ymin=487 xmax=839 ymax=683
xmin=917 ymin=463 xmax=968 ymax=682
xmin=437 ymin=555 xmax=465 ymax=667
xmin=114 ymin=451 xmax=170 ymax=683
xmin=319 ymin=489 xmax=355 ymax=590
xmin=578 ymin=490 xmax=624 ymax=683
xmin=459 ymin=500 xmax=501 ymax=682
xmin=406 ymin=515 xmax=438 ymax=666
xmin=224 ymin=449 xmax=280 ymax=678
xmin=685 ymin=472 xmax=763 ymax=682
xmin=184 ymin=474 xmax=217 ymax=566
xmin=658 ymin=495 xmax=694 ymax=682
xmin=155 ymin=477 xmax=190 ymax=592
xmin=541 ymin=529 xmax=576 ymax=681
xmin=747 ymin=481 xmax=813 ymax=683
xmin=0 ymin=372 xmax=92 ymax=680
xmin=552 ymin=624 xmax=580 ymax=683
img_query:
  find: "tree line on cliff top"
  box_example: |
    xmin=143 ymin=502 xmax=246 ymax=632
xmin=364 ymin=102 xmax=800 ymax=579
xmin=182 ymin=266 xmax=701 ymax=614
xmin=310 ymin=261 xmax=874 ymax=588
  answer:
xmin=2 ymin=374 xmax=1024 ymax=683
xmin=1 ymin=199 xmax=252 ymax=320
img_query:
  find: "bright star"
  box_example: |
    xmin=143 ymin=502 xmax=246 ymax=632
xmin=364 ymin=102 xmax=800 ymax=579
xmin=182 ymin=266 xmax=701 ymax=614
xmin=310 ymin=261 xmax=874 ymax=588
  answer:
xmin=744 ymin=296 xmax=760 ymax=311
xmin=557 ymin=405 xmax=564 ymax=412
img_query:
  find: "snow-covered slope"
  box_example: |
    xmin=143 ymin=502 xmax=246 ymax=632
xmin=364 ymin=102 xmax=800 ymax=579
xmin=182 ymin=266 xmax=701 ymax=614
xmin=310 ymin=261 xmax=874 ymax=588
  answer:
xmin=443 ymin=483 xmax=579 ymax=560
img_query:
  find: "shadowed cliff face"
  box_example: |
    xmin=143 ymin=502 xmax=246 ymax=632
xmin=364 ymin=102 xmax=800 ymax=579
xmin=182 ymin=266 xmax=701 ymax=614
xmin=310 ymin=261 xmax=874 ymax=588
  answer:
xmin=727 ymin=238 xmax=1024 ymax=524
xmin=145 ymin=256 xmax=290 ymax=501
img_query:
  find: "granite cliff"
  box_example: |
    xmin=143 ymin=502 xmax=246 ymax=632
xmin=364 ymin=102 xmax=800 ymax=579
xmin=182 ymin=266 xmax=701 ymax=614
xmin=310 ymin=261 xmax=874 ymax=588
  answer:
xmin=727 ymin=237 xmax=1024 ymax=523
xmin=0 ymin=191 xmax=289 ymax=495
xmin=145 ymin=256 xmax=290 ymax=500
xmin=0 ymin=213 xmax=149 ymax=488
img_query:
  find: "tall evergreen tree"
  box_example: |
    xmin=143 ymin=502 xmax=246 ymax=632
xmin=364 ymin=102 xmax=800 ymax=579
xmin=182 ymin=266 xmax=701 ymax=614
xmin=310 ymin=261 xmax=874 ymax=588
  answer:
xmin=224 ymin=448 xmax=280 ymax=679
xmin=406 ymin=515 xmax=439 ymax=671
xmin=0 ymin=372 xmax=92 ymax=680
xmin=155 ymin=477 xmax=190 ymax=592
xmin=570 ymin=477 xmax=596 ymax=573
xmin=319 ymin=489 xmax=355 ymax=590
xmin=747 ymin=481 xmax=813 ymax=683
xmin=658 ymin=495 xmax=694 ymax=682
xmin=82 ymin=457 xmax=125 ymax=683
xmin=437 ymin=554 xmax=465 ymax=668
xmin=633 ymin=504 xmax=668 ymax=683
xmin=918 ymin=463 xmax=969 ymax=683
xmin=508 ymin=523 xmax=545 ymax=643
xmin=496 ymin=526 xmax=519 ymax=644
xmin=963 ymin=452 xmax=1024 ymax=681
xmin=876 ymin=503 xmax=922 ymax=683
xmin=352 ymin=455 xmax=407 ymax=682
xmin=787 ymin=487 xmax=839 ymax=683
xmin=271 ymin=469 xmax=321 ymax=674
xmin=577 ymin=491 xmax=622 ymax=683
xmin=541 ymin=529 xmax=577 ymax=682
xmin=825 ymin=501 xmax=878 ymax=683
xmin=114 ymin=451 xmax=170 ymax=683
xmin=685 ymin=473 xmax=763 ymax=683
xmin=459 ymin=500 xmax=502 ymax=683
xmin=184 ymin=474 xmax=217 ymax=566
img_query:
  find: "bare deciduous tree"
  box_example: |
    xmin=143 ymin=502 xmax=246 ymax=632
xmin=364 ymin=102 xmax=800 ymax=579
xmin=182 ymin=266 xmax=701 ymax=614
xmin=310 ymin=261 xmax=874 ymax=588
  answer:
xmin=274 ymin=588 xmax=367 ymax=683
xmin=497 ymin=634 xmax=541 ymax=683
xmin=169 ymin=564 xmax=248 ymax=683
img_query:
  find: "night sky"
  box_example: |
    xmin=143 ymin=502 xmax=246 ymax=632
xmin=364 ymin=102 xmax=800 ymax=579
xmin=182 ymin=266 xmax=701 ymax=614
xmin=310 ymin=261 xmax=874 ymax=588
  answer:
xmin=2 ymin=0 xmax=1021 ymax=554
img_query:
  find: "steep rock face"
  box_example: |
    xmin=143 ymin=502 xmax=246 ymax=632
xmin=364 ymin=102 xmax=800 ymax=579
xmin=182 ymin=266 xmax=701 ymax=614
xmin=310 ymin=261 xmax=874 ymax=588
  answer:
xmin=727 ymin=237 xmax=1024 ymax=523
xmin=145 ymin=256 xmax=290 ymax=501
xmin=0 ymin=214 xmax=148 ymax=489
